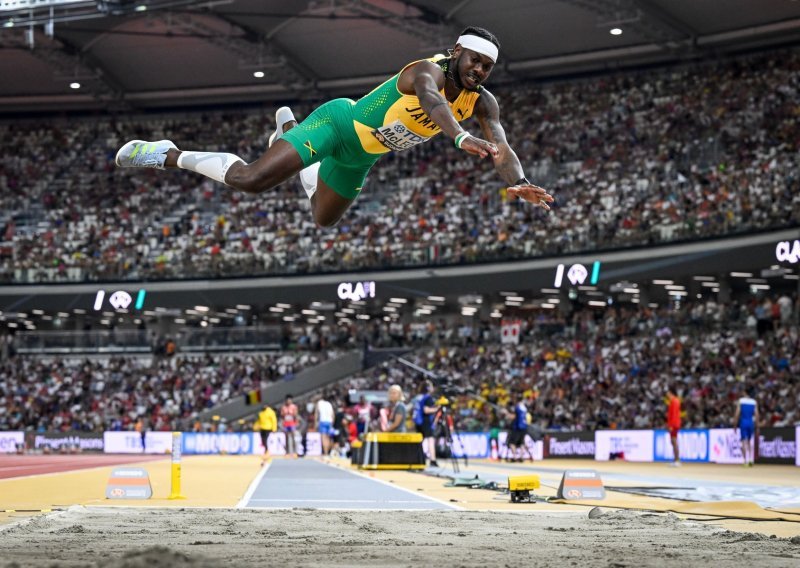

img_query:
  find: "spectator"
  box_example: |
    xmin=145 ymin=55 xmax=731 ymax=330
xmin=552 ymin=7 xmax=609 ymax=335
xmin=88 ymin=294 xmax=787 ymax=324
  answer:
xmin=383 ymin=385 xmax=407 ymax=433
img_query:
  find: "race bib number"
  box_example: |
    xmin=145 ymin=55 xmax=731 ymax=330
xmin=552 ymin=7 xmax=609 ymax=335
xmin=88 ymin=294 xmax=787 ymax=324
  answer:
xmin=371 ymin=120 xmax=431 ymax=152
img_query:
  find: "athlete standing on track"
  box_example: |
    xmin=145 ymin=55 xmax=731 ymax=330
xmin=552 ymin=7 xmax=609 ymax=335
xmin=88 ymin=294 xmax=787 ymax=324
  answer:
xmin=115 ymin=26 xmax=554 ymax=226
xmin=733 ymin=389 xmax=759 ymax=467
xmin=280 ymin=395 xmax=299 ymax=459
xmin=666 ymin=385 xmax=682 ymax=467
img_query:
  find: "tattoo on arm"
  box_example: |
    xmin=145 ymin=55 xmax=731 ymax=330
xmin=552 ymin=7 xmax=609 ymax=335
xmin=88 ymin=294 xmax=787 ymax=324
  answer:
xmin=476 ymin=92 xmax=528 ymax=185
xmin=486 ymin=120 xmax=524 ymax=184
xmin=495 ymin=151 xmax=524 ymax=185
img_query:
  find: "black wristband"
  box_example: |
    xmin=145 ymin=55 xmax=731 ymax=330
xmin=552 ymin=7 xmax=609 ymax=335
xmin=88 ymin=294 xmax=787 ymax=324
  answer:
xmin=514 ymin=177 xmax=530 ymax=186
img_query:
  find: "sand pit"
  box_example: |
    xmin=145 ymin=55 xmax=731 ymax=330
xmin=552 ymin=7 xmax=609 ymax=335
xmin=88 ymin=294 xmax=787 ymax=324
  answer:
xmin=1 ymin=506 xmax=798 ymax=567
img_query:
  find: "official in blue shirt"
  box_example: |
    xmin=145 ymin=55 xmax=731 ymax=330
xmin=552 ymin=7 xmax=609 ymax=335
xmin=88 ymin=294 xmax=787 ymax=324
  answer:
xmin=414 ymin=381 xmax=439 ymax=468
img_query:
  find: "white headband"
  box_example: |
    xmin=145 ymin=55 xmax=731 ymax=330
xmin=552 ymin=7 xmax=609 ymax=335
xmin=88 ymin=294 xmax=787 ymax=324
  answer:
xmin=456 ymin=34 xmax=498 ymax=63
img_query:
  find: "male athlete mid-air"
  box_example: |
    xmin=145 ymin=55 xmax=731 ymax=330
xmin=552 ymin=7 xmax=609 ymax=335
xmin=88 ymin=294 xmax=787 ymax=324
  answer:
xmin=116 ymin=26 xmax=554 ymax=226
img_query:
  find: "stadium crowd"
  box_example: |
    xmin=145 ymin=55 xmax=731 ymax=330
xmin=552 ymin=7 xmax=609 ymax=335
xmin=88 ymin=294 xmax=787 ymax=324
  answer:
xmin=320 ymin=292 xmax=800 ymax=433
xmin=2 ymin=293 xmax=797 ymax=433
xmin=1 ymin=49 xmax=798 ymax=282
xmin=0 ymin=351 xmax=329 ymax=432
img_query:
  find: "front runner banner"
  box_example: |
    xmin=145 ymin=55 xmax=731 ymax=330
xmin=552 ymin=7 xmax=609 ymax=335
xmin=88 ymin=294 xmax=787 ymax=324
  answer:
xmin=595 ymin=430 xmax=654 ymax=462
xmin=756 ymin=427 xmax=796 ymax=465
xmin=29 ymin=432 xmax=104 ymax=453
xmin=709 ymin=428 xmax=744 ymax=464
xmin=103 ymin=431 xmax=173 ymax=454
xmin=497 ymin=431 xmax=544 ymax=461
xmin=0 ymin=431 xmax=24 ymax=453
xmin=544 ymin=431 xmax=595 ymax=459
xmin=653 ymin=429 xmax=709 ymax=463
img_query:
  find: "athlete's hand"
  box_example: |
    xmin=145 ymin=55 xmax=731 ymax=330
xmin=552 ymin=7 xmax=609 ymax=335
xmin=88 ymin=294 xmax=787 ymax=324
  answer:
xmin=459 ymin=135 xmax=499 ymax=159
xmin=507 ymin=183 xmax=555 ymax=211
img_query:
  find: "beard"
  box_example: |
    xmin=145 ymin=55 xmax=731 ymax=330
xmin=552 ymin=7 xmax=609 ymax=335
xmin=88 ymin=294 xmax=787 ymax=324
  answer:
xmin=456 ymin=54 xmax=483 ymax=92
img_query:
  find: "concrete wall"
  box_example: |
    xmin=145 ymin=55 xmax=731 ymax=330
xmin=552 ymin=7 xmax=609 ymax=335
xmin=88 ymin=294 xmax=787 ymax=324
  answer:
xmin=196 ymin=350 xmax=363 ymax=423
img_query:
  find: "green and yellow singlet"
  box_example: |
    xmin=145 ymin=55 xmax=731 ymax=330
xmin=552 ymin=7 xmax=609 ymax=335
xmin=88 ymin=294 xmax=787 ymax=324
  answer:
xmin=351 ymin=57 xmax=482 ymax=154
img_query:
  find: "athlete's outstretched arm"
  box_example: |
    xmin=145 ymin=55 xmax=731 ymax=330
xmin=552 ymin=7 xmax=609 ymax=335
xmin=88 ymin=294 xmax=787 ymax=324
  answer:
xmin=398 ymin=61 xmax=498 ymax=158
xmin=475 ymin=90 xmax=553 ymax=210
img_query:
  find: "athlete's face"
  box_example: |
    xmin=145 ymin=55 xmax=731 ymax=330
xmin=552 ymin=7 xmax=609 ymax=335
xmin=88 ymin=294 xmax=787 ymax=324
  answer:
xmin=454 ymin=46 xmax=495 ymax=91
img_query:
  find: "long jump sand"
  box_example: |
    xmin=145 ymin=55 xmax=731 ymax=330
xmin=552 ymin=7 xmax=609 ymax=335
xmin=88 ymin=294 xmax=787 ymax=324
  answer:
xmin=1 ymin=506 xmax=799 ymax=567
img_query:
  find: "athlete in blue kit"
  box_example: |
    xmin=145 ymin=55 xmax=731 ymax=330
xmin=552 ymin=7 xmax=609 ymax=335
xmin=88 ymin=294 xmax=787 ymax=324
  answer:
xmin=733 ymin=390 xmax=758 ymax=467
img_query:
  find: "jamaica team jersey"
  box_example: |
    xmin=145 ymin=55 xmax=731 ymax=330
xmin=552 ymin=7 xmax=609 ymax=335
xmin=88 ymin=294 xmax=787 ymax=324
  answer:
xmin=352 ymin=57 xmax=481 ymax=154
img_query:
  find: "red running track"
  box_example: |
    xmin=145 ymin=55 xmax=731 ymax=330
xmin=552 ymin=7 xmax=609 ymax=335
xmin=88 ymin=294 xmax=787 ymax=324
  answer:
xmin=0 ymin=455 xmax=168 ymax=480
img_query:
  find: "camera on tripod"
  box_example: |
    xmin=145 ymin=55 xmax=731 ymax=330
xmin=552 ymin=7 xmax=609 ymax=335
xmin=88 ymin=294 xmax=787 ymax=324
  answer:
xmin=433 ymin=374 xmax=463 ymax=401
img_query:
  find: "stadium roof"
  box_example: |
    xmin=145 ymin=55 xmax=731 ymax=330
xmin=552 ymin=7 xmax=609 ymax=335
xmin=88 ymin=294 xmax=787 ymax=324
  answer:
xmin=1 ymin=0 xmax=799 ymax=113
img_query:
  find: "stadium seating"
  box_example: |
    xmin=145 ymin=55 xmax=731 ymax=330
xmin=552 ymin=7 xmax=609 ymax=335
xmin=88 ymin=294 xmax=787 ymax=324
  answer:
xmin=5 ymin=295 xmax=794 ymax=432
xmin=1 ymin=50 xmax=798 ymax=283
xmin=0 ymin=351 xmax=329 ymax=432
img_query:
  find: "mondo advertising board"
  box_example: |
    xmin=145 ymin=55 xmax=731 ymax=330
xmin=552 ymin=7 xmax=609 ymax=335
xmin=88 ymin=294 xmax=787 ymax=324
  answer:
xmin=595 ymin=430 xmax=654 ymax=462
xmin=183 ymin=432 xmax=258 ymax=455
xmin=448 ymin=433 xmax=491 ymax=459
xmin=543 ymin=431 xmax=595 ymax=459
xmin=0 ymin=431 xmax=24 ymax=453
xmin=653 ymin=429 xmax=709 ymax=463
xmin=709 ymin=428 xmax=744 ymax=464
xmin=30 ymin=432 xmax=104 ymax=453
xmin=756 ymin=427 xmax=796 ymax=465
xmin=103 ymin=431 xmax=174 ymax=454
xmin=415 ymin=432 xmax=539 ymax=460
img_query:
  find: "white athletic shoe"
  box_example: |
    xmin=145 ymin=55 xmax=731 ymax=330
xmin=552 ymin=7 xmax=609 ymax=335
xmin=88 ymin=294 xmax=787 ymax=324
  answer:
xmin=267 ymin=106 xmax=297 ymax=148
xmin=668 ymin=461 xmax=682 ymax=467
xmin=115 ymin=139 xmax=177 ymax=169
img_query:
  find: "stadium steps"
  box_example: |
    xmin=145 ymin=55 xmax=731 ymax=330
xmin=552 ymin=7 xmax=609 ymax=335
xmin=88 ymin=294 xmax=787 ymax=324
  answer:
xmin=194 ymin=350 xmax=364 ymax=424
xmin=194 ymin=347 xmax=413 ymax=424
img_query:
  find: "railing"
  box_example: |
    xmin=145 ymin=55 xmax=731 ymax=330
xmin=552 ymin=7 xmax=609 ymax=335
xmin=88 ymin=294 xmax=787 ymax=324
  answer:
xmin=15 ymin=326 xmax=282 ymax=354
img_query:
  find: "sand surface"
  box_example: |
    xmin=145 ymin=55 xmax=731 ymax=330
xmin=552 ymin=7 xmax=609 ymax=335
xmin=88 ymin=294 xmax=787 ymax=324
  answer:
xmin=1 ymin=506 xmax=799 ymax=567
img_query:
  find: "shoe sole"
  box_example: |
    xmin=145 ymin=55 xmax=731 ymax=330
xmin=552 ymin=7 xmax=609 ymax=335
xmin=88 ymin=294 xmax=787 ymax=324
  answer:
xmin=115 ymin=139 xmax=145 ymax=167
xmin=115 ymin=139 xmax=177 ymax=167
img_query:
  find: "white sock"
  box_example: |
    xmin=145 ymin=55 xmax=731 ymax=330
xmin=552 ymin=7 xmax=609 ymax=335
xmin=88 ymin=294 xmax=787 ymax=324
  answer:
xmin=299 ymin=162 xmax=320 ymax=199
xmin=269 ymin=107 xmax=297 ymax=148
xmin=177 ymin=151 xmax=244 ymax=185
xmin=276 ymin=107 xmax=296 ymax=131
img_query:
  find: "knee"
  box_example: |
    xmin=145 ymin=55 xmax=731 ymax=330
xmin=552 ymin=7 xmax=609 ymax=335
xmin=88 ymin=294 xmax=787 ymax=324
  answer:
xmin=315 ymin=215 xmax=340 ymax=228
xmin=313 ymin=207 xmax=342 ymax=228
xmin=227 ymin=163 xmax=271 ymax=194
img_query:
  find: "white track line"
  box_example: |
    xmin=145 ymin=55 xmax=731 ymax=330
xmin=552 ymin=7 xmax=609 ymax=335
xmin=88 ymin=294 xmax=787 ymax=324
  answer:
xmin=319 ymin=460 xmax=462 ymax=511
xmin=248 ymin=499 xmax=434 ymax=504
xmin=245 ymin=507 xmax=450 ymax=512
xmin=235 ymin=460 xmax=272 ymax=509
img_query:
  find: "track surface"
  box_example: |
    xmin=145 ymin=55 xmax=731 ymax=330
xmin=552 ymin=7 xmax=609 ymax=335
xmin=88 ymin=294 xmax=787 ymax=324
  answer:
xmin=0 ymin=455 xmax=167 ymax=480
xmin=245 ymin=458 xmax=453 ymax=510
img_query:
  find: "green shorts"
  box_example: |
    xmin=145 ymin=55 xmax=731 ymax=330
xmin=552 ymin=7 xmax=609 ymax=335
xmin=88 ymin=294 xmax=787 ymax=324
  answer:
xmin=281 ymin=98 xmax=381 ymax=200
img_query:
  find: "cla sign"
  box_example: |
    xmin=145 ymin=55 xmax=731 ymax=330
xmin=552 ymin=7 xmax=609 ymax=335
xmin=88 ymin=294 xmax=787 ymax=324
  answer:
xmin=337 ymin=281 xmax=376 ymax=302
xmin=776 ymin=240 xmax=800 ymax=264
